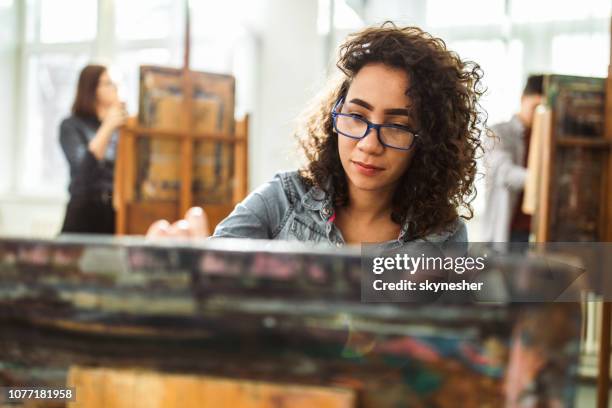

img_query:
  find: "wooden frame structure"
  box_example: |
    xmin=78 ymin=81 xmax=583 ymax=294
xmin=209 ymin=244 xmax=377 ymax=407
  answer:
xmin=527 ymin=19 xmax=612 ymax=408
xmin=114 ymin=116 xmax=248 ymax=235
xmin=113 ymin=4 xmax=248 ymax=235
xmin=596 ymin=19 xmax=612 ymax=408
xmin=530 ymin=82 xmax=612 ymax=408
xmin=531 ymin=76 xmax=610 ymax=243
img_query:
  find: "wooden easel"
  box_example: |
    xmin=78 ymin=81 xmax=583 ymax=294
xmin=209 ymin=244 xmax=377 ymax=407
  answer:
xmin=525 ymin=18 xmax=612 ymax=408
xmin=595 ymin=16 xmax=612 ymax=408
xmin=113 ymin=2 xmax=248 ymax=235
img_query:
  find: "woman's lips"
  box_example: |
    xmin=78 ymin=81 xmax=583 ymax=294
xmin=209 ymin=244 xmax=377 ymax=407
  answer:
xmin=352 ymin=160 xmax=384 ymax=176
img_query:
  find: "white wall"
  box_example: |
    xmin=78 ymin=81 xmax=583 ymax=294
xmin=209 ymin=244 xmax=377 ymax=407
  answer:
xmin=250 ymin=0 xmax=325 ymax=189
xmin=0 ymin=196 xmax=65 ymax=237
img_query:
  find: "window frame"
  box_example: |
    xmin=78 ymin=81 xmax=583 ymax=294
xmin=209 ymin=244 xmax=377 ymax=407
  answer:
xmin=11 ymin=0 xmax=184 ymax=199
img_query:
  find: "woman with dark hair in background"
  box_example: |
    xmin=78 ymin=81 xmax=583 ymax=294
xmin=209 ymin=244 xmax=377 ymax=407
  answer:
xmin=59 ymin=64 xmax=127 ymax=234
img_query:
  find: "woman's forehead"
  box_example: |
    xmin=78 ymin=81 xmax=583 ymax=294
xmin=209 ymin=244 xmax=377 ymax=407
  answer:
xmin=346 ymin=63 xmax=411 ymax=108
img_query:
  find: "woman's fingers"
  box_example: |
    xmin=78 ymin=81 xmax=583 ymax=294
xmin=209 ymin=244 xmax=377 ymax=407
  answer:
xmin=146 ymin=219 xmax=171 ymax=238
xmin=167 ymin=219 xmax=192 ymax=240
xmin=185 ymin=207 xmax=210 ymax=237
xmin=145 ymin=207 xmax=211 ymax=240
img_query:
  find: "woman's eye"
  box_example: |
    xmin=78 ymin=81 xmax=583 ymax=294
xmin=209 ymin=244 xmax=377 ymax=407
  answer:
xmin=391 ymin=123 xmax=411 ymax=130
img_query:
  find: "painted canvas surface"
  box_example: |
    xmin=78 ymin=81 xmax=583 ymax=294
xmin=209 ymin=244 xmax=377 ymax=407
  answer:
xmin=0 ymin=237 xmax=582 ymax=407
xmin=137 ymin=66 xmax=235 ymax=204
xmin=546 ymin=75 xmax=605 ymax=140
xmin=545 ymin=75 xmax=606 ymax=241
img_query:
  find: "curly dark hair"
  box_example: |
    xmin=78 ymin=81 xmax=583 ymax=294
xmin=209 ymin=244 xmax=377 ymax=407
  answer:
xmin=297 ymin=22 xmax=486 ymax=240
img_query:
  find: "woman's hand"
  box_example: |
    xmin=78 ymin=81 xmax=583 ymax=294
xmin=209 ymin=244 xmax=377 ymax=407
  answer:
xmin=101 ymin=102 xmax=128 ymax=131
xmin=89 ymin=102 xmax=127 ymax=160
xmin=146 ymin=207 xmax=211 ymax=239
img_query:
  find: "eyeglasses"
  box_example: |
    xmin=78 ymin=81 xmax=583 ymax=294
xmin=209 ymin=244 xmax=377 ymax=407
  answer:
xmin=331 ymin=97 xmax=419 ymax=151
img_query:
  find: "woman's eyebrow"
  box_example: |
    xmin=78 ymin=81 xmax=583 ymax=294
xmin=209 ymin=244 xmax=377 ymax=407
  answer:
xmin=348 ymin=98 xmax=373 ymax=110
xmin=348 ymin=99 xmax=411 ymax=117
xmin=384 ymin=108 xmax=411 ymax=117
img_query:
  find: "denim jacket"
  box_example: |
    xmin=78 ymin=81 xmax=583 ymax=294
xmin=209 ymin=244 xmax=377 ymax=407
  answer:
xmin=213 ymin=171 xmax=467 ymax=248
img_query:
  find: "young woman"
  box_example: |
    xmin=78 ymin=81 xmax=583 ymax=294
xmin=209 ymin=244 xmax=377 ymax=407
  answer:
xmin=147 ymin=23 xmax=485 ymax=246
xmin=59 ymin=65 xmax=127 ymax=234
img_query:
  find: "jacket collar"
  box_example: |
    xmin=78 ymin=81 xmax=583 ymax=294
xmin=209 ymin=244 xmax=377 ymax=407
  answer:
xmin=301 ymin=184 xmax=328 ymax=211
xmin=301 ymin=182 xmax=415 ymax=242
xmin=301 ymin=180 xmax=461 ymax=243
xmin=301 ymin=183 xmax=334 ymax=223
xmin=412 ymin=220 xmax=461 ymax=243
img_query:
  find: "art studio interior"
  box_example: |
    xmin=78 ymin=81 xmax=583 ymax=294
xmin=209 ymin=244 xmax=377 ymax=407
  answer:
xmin=1 ymin=0 xmax=612 ymax=407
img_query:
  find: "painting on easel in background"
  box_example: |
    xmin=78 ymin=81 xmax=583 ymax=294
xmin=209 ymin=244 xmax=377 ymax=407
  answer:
xmin=526 ymin=75 xmax=608 ymax=242
xmin=548 ymin=75 xmax=605 ymax=140
xmin=137 ymin=65 xmax=236 ymax=205
xmin=524 ymin=72 xmax=612 ymax=408
xmin=545 ymin=75 xmax=607 ymax=242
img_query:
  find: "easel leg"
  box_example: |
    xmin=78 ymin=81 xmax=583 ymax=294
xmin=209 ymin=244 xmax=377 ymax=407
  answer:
xmin=597 ymin=301 xmax=611 ymax=408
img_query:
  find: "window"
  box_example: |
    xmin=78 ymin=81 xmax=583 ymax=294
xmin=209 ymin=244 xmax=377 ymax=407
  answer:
xmin=447 ymin=39 xmax=523 ymax=216
xmin=21 ymin=53 xmax=90 ymax=191
xmin=0 ymin=0 xmax=17 ymax=193
xmin=318 ymin=0 xmax=364 ymax=35
xmin=331 ymin=0 xmax=610 ymax=239
xmin=12 ymin=0 xmax=257 ymax=197
xmin=422 ymin=0 xmax=610 ymax=237
xmin=426 ymin=0 xmax=505 ymax=27
xmin=0 ymin=0 xmax=15 ymax=43
xmin=18 ymin=0 xmax=96 ymax=194
xmin=178 ymin=0 xmax=259 ymax=113
xmin=115 ymin=0 xmax=174 ymax=41
xmin=39 ymin=0 xmax=97 ymax=43
xmin=552 ymin=33 xmax=609 ymax=77
xmin=510 ymin=0 xmax=610 ymax=23
xmin=447 ymin=39 xmax=523 ymax=125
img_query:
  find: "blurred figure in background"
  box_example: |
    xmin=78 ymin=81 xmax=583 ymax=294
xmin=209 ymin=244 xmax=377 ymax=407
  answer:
xmin=59 ymin=64 xmax=127 ymax=234
xmin=482 ymin=75 xmax=544 ymax=243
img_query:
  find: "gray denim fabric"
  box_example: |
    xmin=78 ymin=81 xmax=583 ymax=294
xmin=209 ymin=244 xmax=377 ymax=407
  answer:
xmin=213 ymin=171 xmax=468 ymax=248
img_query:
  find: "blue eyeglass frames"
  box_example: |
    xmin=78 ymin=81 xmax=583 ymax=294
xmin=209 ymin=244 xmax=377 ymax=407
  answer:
xmin=330 ymin=97 xmax=419 ymax=151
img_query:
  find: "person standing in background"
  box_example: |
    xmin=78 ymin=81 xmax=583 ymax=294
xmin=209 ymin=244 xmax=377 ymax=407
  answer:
xmin=59 ymin=64 xmax=127 ymax=234
xmin=482 ymin=75 xmax=544 ymax=242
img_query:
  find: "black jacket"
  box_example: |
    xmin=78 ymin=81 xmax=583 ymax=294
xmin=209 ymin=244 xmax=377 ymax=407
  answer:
xmin=59 ymin=115 xmax=117 ymax=198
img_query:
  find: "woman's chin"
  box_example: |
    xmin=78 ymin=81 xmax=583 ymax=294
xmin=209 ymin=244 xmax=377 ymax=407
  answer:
xmin=347 ymin=173 xmax=390 ymax=192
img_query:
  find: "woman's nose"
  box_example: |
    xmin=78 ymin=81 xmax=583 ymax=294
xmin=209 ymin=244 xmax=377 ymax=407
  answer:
xmin=357 ymin=126 xmax=384 ymax=154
